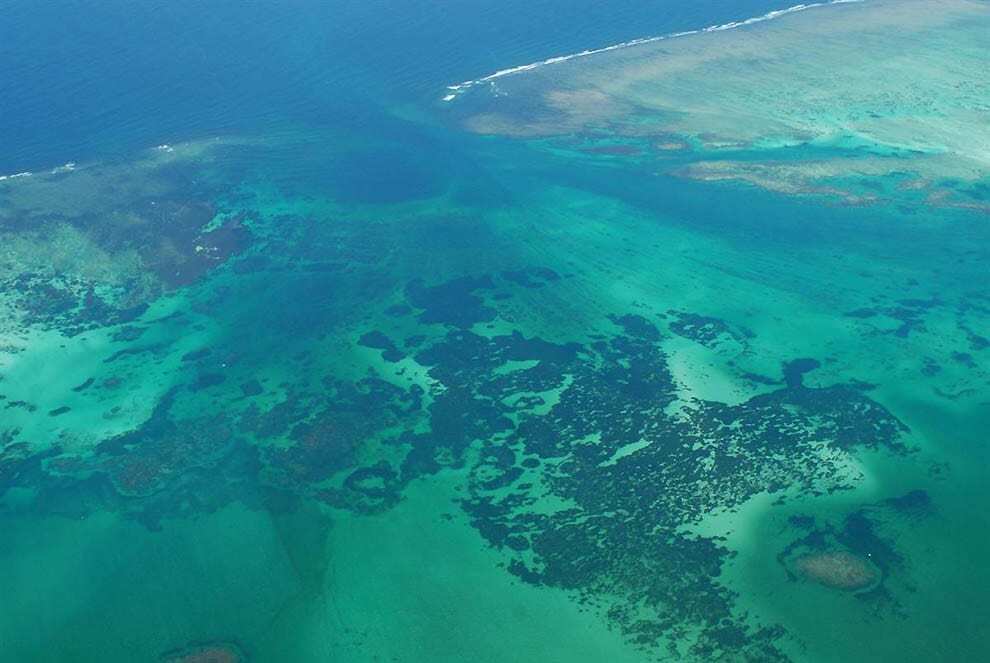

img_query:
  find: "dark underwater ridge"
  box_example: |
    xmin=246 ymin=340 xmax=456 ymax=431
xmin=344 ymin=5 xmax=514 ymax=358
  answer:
xmin=0 ymin=0 xmax=987 ymax=661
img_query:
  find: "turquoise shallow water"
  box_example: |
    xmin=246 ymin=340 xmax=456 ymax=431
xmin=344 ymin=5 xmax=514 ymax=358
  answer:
xmin=1 ymin=1 xmax=988 ymax=661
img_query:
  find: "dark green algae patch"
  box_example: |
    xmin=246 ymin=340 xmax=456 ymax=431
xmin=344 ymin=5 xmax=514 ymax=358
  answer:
xmin=1 ymin=260 xmax=916 ymax=660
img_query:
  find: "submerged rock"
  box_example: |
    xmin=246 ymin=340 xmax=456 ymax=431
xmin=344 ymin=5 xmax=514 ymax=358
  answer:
xmin=160 ymin=641 xmax=244 ymax=663
xmin=795 ymin=550 xmax=879 ymax=591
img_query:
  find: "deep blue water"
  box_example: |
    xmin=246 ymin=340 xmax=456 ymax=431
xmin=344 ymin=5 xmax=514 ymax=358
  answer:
xmin=0 ymin=0 xmax=789 ymax=172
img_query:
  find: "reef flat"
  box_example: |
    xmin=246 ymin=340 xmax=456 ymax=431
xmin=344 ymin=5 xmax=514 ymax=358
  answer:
xmin=453 ymin=0 xmax=990 ymax=210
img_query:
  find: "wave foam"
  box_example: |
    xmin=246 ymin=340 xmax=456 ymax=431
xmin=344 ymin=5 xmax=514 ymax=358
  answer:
xmin=0 ymin=171 xmax=32 ymax=182
xmin=442 ymin=0 xmax=864 ymax=101
xmin=0 ymin=162 xmax=74 ymax=184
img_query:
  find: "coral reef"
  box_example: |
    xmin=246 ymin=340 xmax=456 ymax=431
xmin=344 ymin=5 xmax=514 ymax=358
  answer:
xmin=160 ymin=641 xmax=245 ymax=663
xmin=795 ymin=550 xmax=880 ymax=591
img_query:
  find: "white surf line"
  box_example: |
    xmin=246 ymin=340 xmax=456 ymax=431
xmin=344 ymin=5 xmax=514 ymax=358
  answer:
xmin=0 ymin=171 xmax=33 ymax=182
xmin=0 ymin=140 xmax=209 ymax=187
xmin=0 ymin=162 xmax=77 ymax=183
xmin=441 ymin=0 xmax=865 ymax=102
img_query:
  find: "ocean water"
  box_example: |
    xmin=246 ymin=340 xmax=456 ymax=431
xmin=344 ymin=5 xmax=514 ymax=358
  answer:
xmin=0 ymin=1 xmax=988 ymax=662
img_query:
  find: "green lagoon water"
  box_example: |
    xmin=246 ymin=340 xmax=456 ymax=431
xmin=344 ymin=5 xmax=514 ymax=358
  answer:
xmin=0 ymin=0 xmax=988 ymax=661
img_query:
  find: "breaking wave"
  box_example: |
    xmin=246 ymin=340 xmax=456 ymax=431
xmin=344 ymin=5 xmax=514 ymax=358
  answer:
xmin=442 ymin=0 xmax=864 ymax=102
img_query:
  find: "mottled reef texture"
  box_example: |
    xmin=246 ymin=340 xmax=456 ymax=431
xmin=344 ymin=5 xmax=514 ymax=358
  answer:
xmin=3 ymin=261 xmax=918 ymax=660
xmin=0 ymin=151 xmax=254 ymax=337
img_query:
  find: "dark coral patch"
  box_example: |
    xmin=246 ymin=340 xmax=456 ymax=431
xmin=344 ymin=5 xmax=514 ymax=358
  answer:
xmin=71 ymin=377 xmax=95 ymax=392
xmin=405 ymin=275 xmax=497 ymax=328
xmin=160 ymin=641 xmax=245 ymax=663
xmin=667 ymin=310 xmax=749 ymax=347
xmin=125 ymin=202 xmax=253 ymax=288
xmin=239 ymin=379 xmax=264 ymax=397
xmin=358 ymin=331 xmax=405 ymax=362
xmin=782 ymin=357 xmax=821 ymax=389
xmin=406 ymin=316 xmax=909 ymax=656
xmin=499 ymin=267 xmax=561 ymax=289
xmin=7 ymin=273 xmax=150 ymax=336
